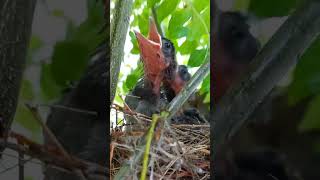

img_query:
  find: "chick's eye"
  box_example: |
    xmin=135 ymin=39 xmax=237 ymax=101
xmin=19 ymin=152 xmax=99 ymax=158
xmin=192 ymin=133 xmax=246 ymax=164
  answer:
xmin=165 ymin=42 xmax=171 ymax=49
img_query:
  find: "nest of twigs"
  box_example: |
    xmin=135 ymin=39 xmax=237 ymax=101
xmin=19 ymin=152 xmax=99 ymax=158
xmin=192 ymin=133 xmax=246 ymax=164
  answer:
xmin=110 ymin=107 xmax=210 ymax=180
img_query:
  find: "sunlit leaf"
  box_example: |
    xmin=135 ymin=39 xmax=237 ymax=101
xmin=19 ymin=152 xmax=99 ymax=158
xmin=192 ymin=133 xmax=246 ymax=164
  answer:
xmin=200 ymin=75 xmax=210 ymax=95
xmin=192 ymin=0 xmax=209 ymax=12
xmin=157 ymin=0 xmax=179 ymax=22
xmin=138 ymin=8 xmax=150 ymax=36
xmin=147 ymin=0 xmax=160 ymax=7
xmin=203 ymin=92 xmax=210 ymax=103
xmin=187 ymin=10 xmax=207 ymax=41
xmin=134 ymin=0 xmax=143 ymax=9
xmin=168 ymin=8 xmax=192 ymax=39
xmin=179 ymin=39 xmax=198 ymax=55
xmin=188 ymin=48 xmax=207 ymax=67
xmin=129 ymin=31 xmax=140 ymax=54
xmin=125 ymin=64 xmax=143 ymax=90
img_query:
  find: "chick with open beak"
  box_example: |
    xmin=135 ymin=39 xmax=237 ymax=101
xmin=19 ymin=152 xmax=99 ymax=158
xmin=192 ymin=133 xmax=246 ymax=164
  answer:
xmin=163 ymin=65 xmax=191 ymax=102
xmin=124 ymin=19 xmax=170 ymax=130
xmin=134 ymin=19 xmax=170 ymax=95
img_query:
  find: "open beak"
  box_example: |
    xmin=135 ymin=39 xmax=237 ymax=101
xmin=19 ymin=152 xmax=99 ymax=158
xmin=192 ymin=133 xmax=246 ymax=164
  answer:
xmin=134 ymin=18 xmax=169 ymax=73
xmin=148 ymin=18 xmax=161 ymax=44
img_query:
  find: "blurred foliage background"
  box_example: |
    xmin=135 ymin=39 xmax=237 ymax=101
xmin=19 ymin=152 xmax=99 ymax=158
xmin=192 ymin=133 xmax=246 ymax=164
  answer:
xmin=217 ymin=0 xmax=320 ymax=155
xmin=15 ymin=0 xmax=104 ymax=141
xmin=0 ymin=0 xmax=104 ymax=179
xmin=111 ymin=0 xmax=210 ymax=111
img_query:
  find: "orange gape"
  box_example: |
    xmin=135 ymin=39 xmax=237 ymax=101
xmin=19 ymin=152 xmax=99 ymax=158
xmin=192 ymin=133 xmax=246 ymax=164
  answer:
xmin=134 ymin=19 xmax=169 ymax=95
xmin=212 ymin=12 xmax=260 ymax=104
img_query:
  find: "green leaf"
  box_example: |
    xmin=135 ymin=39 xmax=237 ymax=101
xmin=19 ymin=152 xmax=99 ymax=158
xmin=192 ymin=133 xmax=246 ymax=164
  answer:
xmin=200 ymin=75 xmax=210 ymax=95
xmin=40 ymin=63 xmax=62 ymax=101
xmin=125 ymin=65 xmax=143 ymax=90
xmin=203 ymin=92 xmax=210 ymax=103
xmin=65 ymin=21 xmax=77 ymax=40
xmin=187 ymin=7 xmax=208 ymax=41
xmin=168 ymin=27 xmax=189 ymax=39
xmin=129 ymin=31 xmax=140 ymax=54
xmin=179 ymin=39 xmax=198 ymax=55
xmin=298 ymin=95 xmax=320 ymax=132
xmin=188 ymin=48 xmax=207 ymax=67
xmin=52 ymin=9 xmax=64 ymax=17
xmin=288 ymin=38 xmax=320 ymax=105
xmin=131 ymin=13 xmax=139 ymax=27
xmin=192 ymin=0 xmax=209 ymax=12
xmin=138 ymin=8 xmax=150 ymax=36
xmin=249 ymin=0 xmax=298 ymax=17
xmin=131 ymin=46 xmax=140 ymax=54
xmin=51 ymin=42 xmax=90 ymax=86
xmin=134 ymin=0 xmax=143 ymax=9
xmin=202 ymin=7 xmax=210 ymax=32
xmin=66 ymin=0 xmax=105 ymax=52
xmin=114 ymin=92 xmax=124 ymax=105
xmin=147 ymin=0 xmax=160 ymax=7
xmin=14 ymin=102 xmax=40 ymax=133
xmin=122 ymin=82 xmax=129 ymax=94
xmin=168 ymin=8 xmax=192 ymax=39
xmin=126 ymin=74 xmax=140 ymax=90
xmin=20 ymin=79 xmax=34 ymax=101
xmin=157 ymin=0 xmax=179 ymax=22
xmin=29 ymin=36 xmax=43 ymax=52
xmin=87 ymin=0 xmax=104 ymax=18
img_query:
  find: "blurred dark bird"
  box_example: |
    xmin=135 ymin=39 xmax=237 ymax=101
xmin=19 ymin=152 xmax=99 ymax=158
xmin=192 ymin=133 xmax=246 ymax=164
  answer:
xmin=44 ymin=12 xmax=108 ymax=179
xmin=212 ymin=11 xmax=260 ymax=103
xmin=162 ymin=65 xmax=191 ymax=102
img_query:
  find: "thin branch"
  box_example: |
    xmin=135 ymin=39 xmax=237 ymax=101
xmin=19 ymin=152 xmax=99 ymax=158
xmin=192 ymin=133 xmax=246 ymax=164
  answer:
xmin=110 ymin=0 xmax=134 ymax=104
xmin=25 ymin=104 xmax=87 ymax=180
xmin=25 ymin=104 xmax=70 ymax=159
xmin=37 ymin=104 xmax=98 ymax=116
xmin=141 ymin=114 xmax=162 ymax=180
xmin=212 ymin=0 xmax=320 ymax=156
xmin=0 ymin=133 xmax=107 ymax=175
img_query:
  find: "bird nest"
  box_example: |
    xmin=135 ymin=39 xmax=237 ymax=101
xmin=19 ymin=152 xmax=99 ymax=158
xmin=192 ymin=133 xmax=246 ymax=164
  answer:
xmin=110 ymin=107 xmax=210 ymax=179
